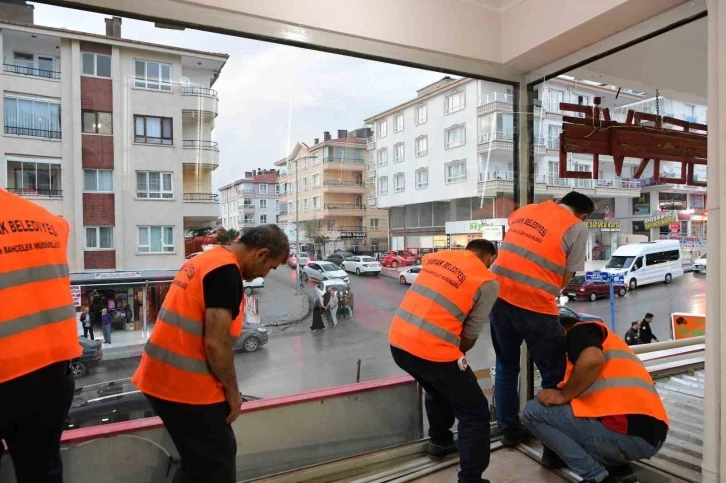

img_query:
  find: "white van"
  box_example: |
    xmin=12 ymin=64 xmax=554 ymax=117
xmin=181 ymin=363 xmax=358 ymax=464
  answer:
xmin=601 ymin=240 xmax=684 ymax=290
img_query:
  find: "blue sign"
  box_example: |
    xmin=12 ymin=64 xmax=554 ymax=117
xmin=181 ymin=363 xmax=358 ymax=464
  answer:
xmin=585 ymin=270 xmax=607 ymax=282
xmin=611 ymin=274 xmax=625 ymax=285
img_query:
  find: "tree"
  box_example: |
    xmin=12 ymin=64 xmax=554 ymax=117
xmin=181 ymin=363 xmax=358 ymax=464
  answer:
xmin=300 ymin=218 xmax=329 ymax=256
xmin=215 ymin=228 xmax=240 ymax=245
xmin=189 ymin=227 xmax=215 ymax=237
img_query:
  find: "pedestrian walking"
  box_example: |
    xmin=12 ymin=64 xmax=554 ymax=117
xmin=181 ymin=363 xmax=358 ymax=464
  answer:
xmin=102 ymin=308 xmax=112 ymax=344
xmin=639 ymin=312 xmax=658 ymax=344
xmin=389 ymin=239 xmax=499 ymax=483
xmin=337 ymin=289 xmax=347 ymax=320
xmin=310 ymin=297 xmax=326 ymax=331
xmin=0 ymin=189 xmax=82 ymax=482
xmin=322 ymin=289 xmax=332 ymax=326
xmin=345 ymin=287 xmax=354 ymax=319
xmin=132 ymin=225 xmax=289 ymax=483
xmin=490 ymin=191 xmax=594 ymax=446
xmin=624 ymin=321 xmax=641 ymax=346
xmin=81 ymin=306 xmax=95 ymax=340
xmin=326 ymin=287 xmax=339 ymax=327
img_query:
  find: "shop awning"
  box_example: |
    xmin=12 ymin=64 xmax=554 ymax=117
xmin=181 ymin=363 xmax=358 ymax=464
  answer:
xmin=70 ymin=270 xmax=178 ymax=288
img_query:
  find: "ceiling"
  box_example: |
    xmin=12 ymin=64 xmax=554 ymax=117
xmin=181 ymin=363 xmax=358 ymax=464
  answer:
xmin=568 ymin=16 xmax=707 ymax=104
xmin=457 ymin=0 xmax=525 ymax=13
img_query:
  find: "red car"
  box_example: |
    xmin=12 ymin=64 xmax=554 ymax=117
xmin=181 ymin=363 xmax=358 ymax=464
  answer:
xmin=563 ymin=275 xmax=627 ymax=301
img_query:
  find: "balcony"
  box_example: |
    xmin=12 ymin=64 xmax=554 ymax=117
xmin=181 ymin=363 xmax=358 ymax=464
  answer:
xmin=239 ymin=204 xmax=256 ymax=212
xmin=477 ymin=131 xmax=546 ymax=154
xmin=183 ymin=193 xmax=219 ymax=225
xmin=181 ymin=86 xmax=219 ymax=118
xmin=478 ymin=171 xmax=642 ymax=198
xmin=323 ymin=203 xmax=366 ymax=217
xmin=322 ymin=180 xmax=366 ymax=194
xmin=4 ymin=125 xmax=61 ymax=140
xmin=6 ymin=187 xmax=62 ymax=198
xmin=323 ymin=157 xmax=365 ymax=171
xmin=477 ymin=92 xmax=513 ymax=115
xmin=3 ymin=63 xmax=61 ymax=80
xmin=182 ymin=140 xmax=219 ymax=169
xmin=367 ymin=136 xmax=376 ymax=151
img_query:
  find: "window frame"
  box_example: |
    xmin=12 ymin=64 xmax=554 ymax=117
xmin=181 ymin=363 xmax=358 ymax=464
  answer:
xmin=313 ymin=196 xmax=321 ymax=210
xmin=378 ymin=176 xmax=389 ymax=195
xmin=394 ymin=112 xmax=404 ymax=133
xmin=445 ymin=159 xmax=467 ymax=184
xmin=445 ymin=124 xmax=466 ymax=149
xmin=259 ymin=198 xmax=268 ymax=210
xmin=415 ymin=135 xmax=428 ymax=157
xmin=244 ymin=214 xmax=254 ymax=224
xmin=415 ymin=103 xmax=428 ymax=125
xmin=393 ymin=172 xmax=405 ymax=193
xmin=312 ymin=173 xmax=321 ymax=188
xmin=445 ymin=89 xmax=465 ymax=114
xmin=136 ymin=171 xmax=174 ymax=199
xmin=394 ymin=142 xmax=405 ymax=163
xmin=377 ymin=120 xmax=388 ymax=138
xmin=84 ymin=226 xmax=114 ymax=250
xmin=134 ymin=115 xmax=173 ymax=145
xmin=259 ymin=184 xmax=268 ymax=194
xmin=415 ymin=167 xmax=429 ymax=189
xmin=6 ymin=157 xmax=62 ymax=196
xmin=260 ymin=214 xmax=268 ymax=224
xmin=82 ymin=110 xmax=113 ymax=135
xmin=83 ymin=169 xmax=114 ymax=193
xmin=137 ymin=225 xmax=175 ymax=254
xmin=3 ymin=94 xmax=61 ymax=139
xmin=81 ymin=52 xmax=111 ymax=78
xmin=133 ymin=59 xmax=173 ymax=92
xmin=275 ymin=184 xmax=281 ymax=194
xmin=370 ymin=218 xmax=380 ymax=230
xmin=377 ymin=147 xmax=388 ymax=166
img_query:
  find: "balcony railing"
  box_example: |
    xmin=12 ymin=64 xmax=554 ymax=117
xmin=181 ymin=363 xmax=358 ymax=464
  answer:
xmin=6 ymin=187 xmax=62 ymax=197
xmin=325 ymin=203 xmax=365 ymax=210
xmin=478 ymin=131 xmax=514 ymax=143
xmin=323 ymin=181 xmax=365 ymax=187
xmin=183 ymin=193 xmax=219 ymax=202
xmin=183 ymin=140 xmax=219 ymax=150
xmin=478 ymin=170 xmax=643 ymax=189
xmin=181 ymin=85 xmax=218 ymax=97
xmin=3 ymin=64 xmax=61 ymax=80
xmin=5 ymin=125 xmax=61 ymax=139
xmin=478 ymin=92 xmax=513 ymax=106
xmin=323 ymin=157 xmax=365 ymax=164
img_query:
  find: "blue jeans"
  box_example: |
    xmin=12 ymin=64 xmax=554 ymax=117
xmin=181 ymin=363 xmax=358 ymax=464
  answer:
xmin=102 ymin=324 xmax=112 ymax=343
xmin=391 ymin=346 xmax=490 ymax=483
xmin=523 ymin=400 xmax=659 ymax=482
xmin=347 ymin=307 xmax=353 ymax=319
xmin=489 ymin=298 xmax=565 ymax=430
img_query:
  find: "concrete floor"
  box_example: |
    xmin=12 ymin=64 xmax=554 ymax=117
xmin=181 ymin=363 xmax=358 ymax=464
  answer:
xmin=79 ymin=268 xmax=706 ymax=399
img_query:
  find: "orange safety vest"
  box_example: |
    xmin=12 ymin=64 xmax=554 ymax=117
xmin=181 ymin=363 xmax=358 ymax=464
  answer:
xmin=389 ymin=250 xmax=495 ymax=362
xmin=0 ymin=190 xmax=82 ymax=384
xmin=559 ymin=321 xmax=669 ymax=426
xmin=491 ymin=200 xmax=580 ymax=315
xmin=132 ymin=246 xmax=243 ymax=404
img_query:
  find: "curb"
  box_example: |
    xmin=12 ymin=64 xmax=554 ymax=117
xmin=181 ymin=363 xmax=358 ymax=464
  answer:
xmin=262 ymin=292 xmax=312 ymax=328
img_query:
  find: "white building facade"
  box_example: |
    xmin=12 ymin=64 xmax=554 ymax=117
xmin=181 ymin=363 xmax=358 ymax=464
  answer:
xmin=220 ymin=169 xmax=282 ymax=232
xmin=0 ymin=18 xmax=226 ymax=274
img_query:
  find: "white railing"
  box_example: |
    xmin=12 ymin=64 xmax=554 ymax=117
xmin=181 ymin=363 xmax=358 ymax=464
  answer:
xmin=478 ymin=170 xmax=642 ymax=189
xmin=478 ymin=92 xmax=513 ymax=106
xmin=547 ymin=137 xmax=559 ymax=149
xmin=478 ymin=130 xmax=514 ymax=143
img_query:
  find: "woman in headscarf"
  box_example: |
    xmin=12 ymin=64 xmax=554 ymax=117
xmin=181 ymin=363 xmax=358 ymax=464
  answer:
xmin=310 ymin=293 xmax=326 ymax=331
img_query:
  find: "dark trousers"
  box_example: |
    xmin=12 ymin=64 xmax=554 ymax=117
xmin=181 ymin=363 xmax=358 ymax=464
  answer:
xmin=83 ymin=325 xmax=94 ymax=340
xmin=391 ymin=346 xmax=491 ymax=483
xmin=146 ymin=394 xmax=237 ymax=483
xmin=489 ymin=298 xmax=565 ymax=431
xmin=0 ymin=361 xmax=75 ymax=483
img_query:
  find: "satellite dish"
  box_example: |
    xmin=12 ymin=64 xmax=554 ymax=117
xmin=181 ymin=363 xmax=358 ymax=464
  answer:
xmin=180 ymin=76 xmax=192 ymax=86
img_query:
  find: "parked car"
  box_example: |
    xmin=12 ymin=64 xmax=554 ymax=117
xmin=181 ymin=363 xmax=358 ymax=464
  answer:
xmin=380 ymin=251 xmax=414 ymax=268
xmin=234 ymin=321 xmax=269 ymax=352
xmin=399 ymin=266 xmax=421 ymax=285
xmin=314 ymin=279 xmax=349 ymax=306
xmin=65 ymin=378 xmax=260 ymax=430
xmin=558 ymin=304 xmax=604 ymax=324
xmin=326 ymin=252 xmax=355 ymax=267
xmin=392 ymin=250 xmax=422 ymax=266
xmin=694 ymin=253 xmax=707 ymax=273
xmin=562 ymin=274 xmax=627 ymax=301
xmin=243 ymin=277 xmax=265 ymax=295
xmin=342 ymin=256 xmax=381 ymax=276
xmin=302 ymin=261 xmax=349 ymax=283
xmin=70 ymin=337 xmax=103 ymax=379
xmin=288 ymin=252 xmax=310 ymax=268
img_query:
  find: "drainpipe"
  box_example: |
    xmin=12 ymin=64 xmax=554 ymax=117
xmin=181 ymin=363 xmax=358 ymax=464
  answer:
xmin=701 ymin=1 xmax=720 ymax=480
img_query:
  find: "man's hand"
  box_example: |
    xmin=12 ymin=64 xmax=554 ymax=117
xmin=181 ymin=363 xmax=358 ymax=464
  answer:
xmin=225 ymin=389 xmax=243 ymax=424
xmin=537 ymin=389 xmax=567 ymax=406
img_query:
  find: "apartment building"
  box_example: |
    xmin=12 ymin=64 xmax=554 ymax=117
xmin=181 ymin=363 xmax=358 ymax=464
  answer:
xmin=277 ymin=129 xmax=389 ymax=254
xmin=219 ymin=169 xmax=281 ymax=232
xmin=366 ymin=76 xmax=708 ymax=260
xmin=0 ymin=15 xmax=227 ymax=274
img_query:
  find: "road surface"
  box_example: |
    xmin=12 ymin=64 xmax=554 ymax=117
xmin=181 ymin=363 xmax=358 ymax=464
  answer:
xmin=81 ymin=267 xmax=705 ymax=399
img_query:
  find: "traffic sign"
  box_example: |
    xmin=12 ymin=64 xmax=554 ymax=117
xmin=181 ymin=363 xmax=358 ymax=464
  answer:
xmin=585 ymin=270 xmax=607 ymax=282
xmin=611 ymin=274 xmax=625 ymax=285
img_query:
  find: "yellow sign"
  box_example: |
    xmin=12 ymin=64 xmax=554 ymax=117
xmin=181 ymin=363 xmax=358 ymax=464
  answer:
xmin=671 ymin=312 xmax=705 ymax=340
xmin=584 ymin=220 xmax=621 ymax=230
xmin=644 ymin=212 xmax=678 ymax=230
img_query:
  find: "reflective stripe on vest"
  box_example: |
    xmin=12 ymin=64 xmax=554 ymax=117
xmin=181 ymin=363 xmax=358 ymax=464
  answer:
xmin=407 ymin=283 xmax=467 ymax=323
xmin=0 ymin=304 xmax=76 ymax=339
xmin=158 ymin=307 xmax=204 ymax=337
xmin=498 ymin=242 xmax=567 ymax=276
xmin=144 ymin=341 xmax=212 ymax=375
xmin=393 ymin=306 xmax=461 ymax=346
xmin=0 ymin=263 xmax=70 ymax=290
xmin=490 ymin=265 xmax=561 ymax=297
xmin=579 ymin=377 xmax=659 ymax=398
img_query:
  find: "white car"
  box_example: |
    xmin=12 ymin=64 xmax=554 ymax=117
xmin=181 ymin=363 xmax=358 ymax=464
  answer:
xmin=399 ymin=266 xmax=421 ymax=285
xmin=693 ymin=253 xmax=707 ymax=273
xmin=302 ymin=261 xmax=350 ymax=284
xmin=342 ymin=256 xmax=381 ymax=276
xmin=288 ymin=252 xmax=310 ymax=268
xmin=243 ymin=277 xmax=264 ymax=294
xmin=314 ymin=279 xmax=349 ymax=305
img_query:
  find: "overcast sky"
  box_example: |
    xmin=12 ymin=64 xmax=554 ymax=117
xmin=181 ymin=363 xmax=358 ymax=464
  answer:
xmin=31 ymin=3 xmax=448 ymax=191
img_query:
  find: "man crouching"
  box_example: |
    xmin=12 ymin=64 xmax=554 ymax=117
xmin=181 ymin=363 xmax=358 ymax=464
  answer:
xmin=523 ymin=315 xmax=668 ymax=483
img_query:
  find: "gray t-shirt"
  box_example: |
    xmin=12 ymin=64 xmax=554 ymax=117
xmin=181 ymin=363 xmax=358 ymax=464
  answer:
xmin=461 ymin=279 xmax=500 ymax=340
xmin=559 ymin=204 xmax=589 ymax=273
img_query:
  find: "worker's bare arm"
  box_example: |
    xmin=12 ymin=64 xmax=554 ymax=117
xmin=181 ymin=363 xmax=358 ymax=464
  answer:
xmin=205 ymin=307 xmax=242 ymax=423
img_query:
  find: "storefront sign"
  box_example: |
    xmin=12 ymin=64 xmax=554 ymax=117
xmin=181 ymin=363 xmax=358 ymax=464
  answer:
xmin=658 ymin=192 xmax=687 ymax=211
xmin=340 ymin=231 xmax=366 ymax=239
xmin=445 ymin=219 xmax=508 ymax=235
xmin=632 ymin=193 xmax=651 ymax=216
xmin=481 ymin=225 xmax=503 ymax=241
xmin=590 ymin=198 xmax=615 ymax=220
xmin=584 ymin=220 xmax=621 ymax=230
xmin=93 ymin=271 xmax=142 ymax=280
xmin=671 ymin=312 xmax=705 ymax=340
xmin=659 ymin=235 xmax=705 ymax=246
xmin=70 ymin=285 xmax=81 ymax=307
xmin=644 ymin=211 xmax=677 ymax=230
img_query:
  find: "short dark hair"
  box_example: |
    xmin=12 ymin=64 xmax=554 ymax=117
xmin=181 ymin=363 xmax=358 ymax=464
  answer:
xmin=239 ymin=225 xmax=290 ymax=260
xmin=645 ymin=313 xmax=654 ymax=319
xmin=560 ymin=191 xmax=595 ymax=216
xmin=466 ymin=239 xmax=497 ymax=257
xmin=559 ymin=315 xmax=578 ymax=330
xmin=631 ymin=321 xmax=640 ymax=328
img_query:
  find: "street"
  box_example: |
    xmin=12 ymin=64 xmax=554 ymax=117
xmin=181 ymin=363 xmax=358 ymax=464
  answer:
xmin=81 ymin=267 xmax=706 ymax=400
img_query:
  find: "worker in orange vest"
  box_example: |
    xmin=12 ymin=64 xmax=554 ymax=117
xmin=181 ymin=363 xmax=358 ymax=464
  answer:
xmin=0 ymin=189 xmax=82 ymax=482
xmin=523 ymin=315 xmax=668 ymax=483
xmin=132 ymin=225 xmax=289 ymax=483
xmin=389 ymin=239 xmax=499 ymax=483
xmin=489 ymin=191 xmax=594 ymax=446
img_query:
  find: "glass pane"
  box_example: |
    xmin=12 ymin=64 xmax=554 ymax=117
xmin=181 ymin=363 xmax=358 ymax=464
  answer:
xmin=34 ymin=101 xmax=49 ymax=131
xmin=36 ymin=163 xmax=51 ymax=191
xmin=146 ymin=118 xmax=161 ymax=138
xmin=147 ymin=62 xmax=159 ymax=81
xmin=6 ymin=161 xmax=21 ymax=190
xmin=82 ymin=112 xmax=96 ymax=133
xmin=162 ymin=118 xmax=172 ymax=139
xmin=161 ymin=64 xmax=171 ymax=82
xmin=18 ymin=99 xmax=33 ymax=129
xmin=138 ymin=227 xmax=149 ymax=248
xmin=96 ymin=55 xmax=111 ymax=77
xmin=135 ymin=60 xmax=145 ymax=79
xmin=50 ymin=164 xmax=61 ymax=191
xmin=150 ymin=226 xmax=162 ymax=252
xmin=148 ymin=172 xmax=161 ymax=192
xmin=22 ymin=162 xmax=36 ymax=190
xmin=136 ymin=172 xmax=147 ymax=194
xmin=4 ymin=98 xmax=17 ymax=127
xmin=163 ymin=227 xmax=173 ymax=245
xmin=82 ymin=52 xmax=95 ymax=75
xmin=135 ymin=117 xmax=144 ymax=137
xmin=162 ymin=173 xmax=172 ymax=191
xmin=85 ymin=228 xmax=97 ymax=248
xmin=98 ymin=170 xmax=113 ymax=191
xmin=97 ymin=112 xmax=113 ymax=134
xmin=38 ymin=57 xmax=53 ymax=73
xmin=99 ymin=227 xmax=113 ymax=248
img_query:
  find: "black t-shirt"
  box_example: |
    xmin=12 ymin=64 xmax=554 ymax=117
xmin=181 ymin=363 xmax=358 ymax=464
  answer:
xmin=566 ymin=325 xmax=668 ymax=447
xmin=202 ymin=264 xmax=242 ymax=319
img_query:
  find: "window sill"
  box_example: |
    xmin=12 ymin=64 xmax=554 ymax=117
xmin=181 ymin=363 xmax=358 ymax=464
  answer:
xmin=445 ymin=178 xmax=467 ymax=184
xmin=133 ymin=142 xmax=174 ymax=148
xmin=136 ymin=251 xmax=177 ymax=256
xmin=445 ymin=107 xmax=465 ymax=115
xmin=3 ymin=134 xmax=61 ymax=142
xmin=82 ymin=132 xmax=114 ymax=137
xmin=415 ymin=120 xmax=428 ymax=126
xmin=15 ymin=194 xmax=64 ymax=199
xmin=394 ymin=129 xmax=404 ymax=134
xmin=81 ymin=74 xmax=112 ymax=80
xmin=416 ymin=185 xmax=429 ymax=190
xmin=4 ymin=71 xmax=61 ymax=82
xmin=132 ymin=86 xmax=173 ymax=94
xmin=445 ymin=143 xmax=466 ymax=150
xmin=84 ymin=248 xmax=115 ymax=252
xmin=83 ymin=191 xmax=114 ymax=194
xmin=416 ymin=152 xmax=428 ymax=157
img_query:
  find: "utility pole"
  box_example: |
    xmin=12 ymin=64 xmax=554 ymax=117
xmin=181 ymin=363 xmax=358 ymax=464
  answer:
xmin=295 ymin=156 xmax=300 ymax=295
